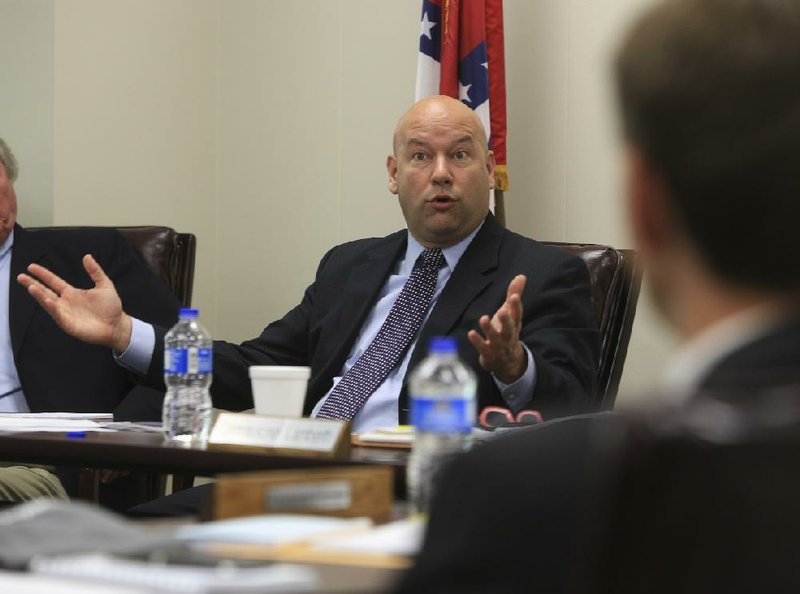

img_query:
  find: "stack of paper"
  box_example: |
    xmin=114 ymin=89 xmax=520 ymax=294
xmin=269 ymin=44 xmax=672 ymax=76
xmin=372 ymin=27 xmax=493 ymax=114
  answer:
xmin=354 ymin=426 xmax=414 ymax=447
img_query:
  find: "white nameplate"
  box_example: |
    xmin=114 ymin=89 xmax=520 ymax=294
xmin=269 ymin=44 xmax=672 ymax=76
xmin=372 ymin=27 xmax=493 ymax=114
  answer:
xmin=209 ymin=412 xmax=349 ymax=455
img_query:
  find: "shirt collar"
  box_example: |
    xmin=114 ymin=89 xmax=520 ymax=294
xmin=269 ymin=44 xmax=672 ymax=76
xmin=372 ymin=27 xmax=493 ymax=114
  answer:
xmin=404 ymin=219 xmax=485 ymax=272
xmin=661 ymin=302 xmax=790 ymax=401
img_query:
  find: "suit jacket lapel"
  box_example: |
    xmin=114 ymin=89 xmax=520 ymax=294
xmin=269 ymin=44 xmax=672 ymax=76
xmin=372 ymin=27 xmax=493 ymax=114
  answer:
xmin=9 ymin=225 xmax=46 ymax=358
xmin=327 ymin=231 xmax=407 ymax=365
xmin=407 ymin=215 xmax=502 ymax=372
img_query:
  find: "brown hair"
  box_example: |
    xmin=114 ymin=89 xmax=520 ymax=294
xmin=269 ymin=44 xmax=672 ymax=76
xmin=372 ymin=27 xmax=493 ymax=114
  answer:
xmin=615 ymin=0 xmax=800 ymax=289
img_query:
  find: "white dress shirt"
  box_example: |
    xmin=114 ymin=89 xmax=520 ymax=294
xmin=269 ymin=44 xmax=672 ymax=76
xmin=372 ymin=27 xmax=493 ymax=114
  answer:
xmin=0 ymin=230 xmax=31 ymax=412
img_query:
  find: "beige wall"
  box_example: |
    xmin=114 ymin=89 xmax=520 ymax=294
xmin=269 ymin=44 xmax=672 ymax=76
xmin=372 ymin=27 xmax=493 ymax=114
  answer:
xmin=52 ymin=0 xmax=220 ymax=328
xmin=0 ymin=0 xmax=54 ymax=225
xmin=502 ymin=0 xmax=677 ymax=402
xmin=4 ymin=0 xmax=675 ymax=403
xmin=215 ymin=0 xmax=417 ymax=340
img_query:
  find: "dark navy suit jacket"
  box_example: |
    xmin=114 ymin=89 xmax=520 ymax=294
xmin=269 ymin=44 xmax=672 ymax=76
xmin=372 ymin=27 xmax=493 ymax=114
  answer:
xmin=146 ymin=214 xmax=601 ymax=422
xmin=10 ymin=224 xmax=179 ymax=419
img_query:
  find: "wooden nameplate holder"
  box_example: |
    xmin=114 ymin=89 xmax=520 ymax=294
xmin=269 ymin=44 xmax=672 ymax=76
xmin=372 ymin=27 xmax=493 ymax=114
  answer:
xmin=213 ymin=465 xmax=394 ymax=524
xmin=208 ymin=412 xmax=351 ymax=459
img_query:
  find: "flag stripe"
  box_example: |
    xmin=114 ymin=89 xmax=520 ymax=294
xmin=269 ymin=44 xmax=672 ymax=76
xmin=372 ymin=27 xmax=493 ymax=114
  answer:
xmin=486 ymin=0 xmax=508 ymax=189
xmin=439 ymin=0 xmax=461 ymax=98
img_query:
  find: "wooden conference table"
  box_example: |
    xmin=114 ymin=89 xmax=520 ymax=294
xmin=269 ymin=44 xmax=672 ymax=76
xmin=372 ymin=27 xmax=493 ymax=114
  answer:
xmin=0 ymin=429 xmax=412 ymax=593
xmin=0 ymin=429 xmax=410 ymax=487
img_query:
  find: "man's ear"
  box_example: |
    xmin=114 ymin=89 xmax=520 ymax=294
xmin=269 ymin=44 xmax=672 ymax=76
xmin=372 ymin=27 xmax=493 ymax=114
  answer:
xmin=626 ymin=146 xmax=674 ymax=257
xmin=386 ymin=154 xmax=399 ymax=195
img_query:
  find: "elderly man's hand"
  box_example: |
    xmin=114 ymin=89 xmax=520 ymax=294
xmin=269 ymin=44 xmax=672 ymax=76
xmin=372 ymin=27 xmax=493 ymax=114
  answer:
xmin=468 ymin=274 xmax=528 ymax=384
xmin=17 ymin=254 xmax=132 ymax=352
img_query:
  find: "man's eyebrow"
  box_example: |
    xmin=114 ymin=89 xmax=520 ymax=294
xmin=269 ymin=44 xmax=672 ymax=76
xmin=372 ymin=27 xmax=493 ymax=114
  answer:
xmin=405 ymin=135 xmax=474 ymax=146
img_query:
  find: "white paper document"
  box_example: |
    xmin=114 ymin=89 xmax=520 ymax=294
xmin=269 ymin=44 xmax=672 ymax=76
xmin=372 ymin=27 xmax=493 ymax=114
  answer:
xmin=0 ymin=416 xmax=111 ymax=433
xmin=177 ymin=514 xmax=374 ymax=546
xmin=0 ymin=413 xmax=163 ymax=433
xmin=356 ymin=426 xmax=415 ymax=445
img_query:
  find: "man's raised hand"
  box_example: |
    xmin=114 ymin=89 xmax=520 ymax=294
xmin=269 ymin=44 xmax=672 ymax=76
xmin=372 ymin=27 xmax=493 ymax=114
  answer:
xmin=467 ymin=274 xmax=528 ymax=384
xmin=17 ymin=254 xmax=132 ymax=352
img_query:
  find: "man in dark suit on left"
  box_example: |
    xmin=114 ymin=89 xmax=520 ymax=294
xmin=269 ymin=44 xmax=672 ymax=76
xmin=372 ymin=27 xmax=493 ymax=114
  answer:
xmin=0 ymin=136 xmax=180 ymax=504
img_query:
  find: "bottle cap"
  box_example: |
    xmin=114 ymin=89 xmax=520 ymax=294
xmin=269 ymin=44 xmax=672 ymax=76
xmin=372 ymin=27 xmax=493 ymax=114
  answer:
xmin=178 ymin=308 xmax=199 ymax=318
xmin=428 ymin=336 xmax=457 ymax=353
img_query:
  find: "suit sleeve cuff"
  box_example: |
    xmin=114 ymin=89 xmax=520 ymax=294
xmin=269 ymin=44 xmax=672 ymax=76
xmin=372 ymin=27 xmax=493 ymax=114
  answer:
xmin=493 ymin=343 xmax=536 ymax=414
xmin=113 ymin=317 xmax=155 ymax=375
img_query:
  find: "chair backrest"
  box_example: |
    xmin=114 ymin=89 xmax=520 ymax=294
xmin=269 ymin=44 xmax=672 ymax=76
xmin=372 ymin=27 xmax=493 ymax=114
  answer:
xmin=570 ymin=393 xmax=800 ymax=594
xmin=543 ymin=242 xmax=642 ymax=410
xmin=28 ymin=225 xmax=196 ymax=307
xmin=114 ymin=226 xmax=196 ymax=307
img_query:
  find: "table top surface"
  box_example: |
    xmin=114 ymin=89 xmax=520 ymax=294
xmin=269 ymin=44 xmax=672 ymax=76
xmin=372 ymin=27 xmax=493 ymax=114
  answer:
xmin=0 ymin=429 xmax=409 ymax=478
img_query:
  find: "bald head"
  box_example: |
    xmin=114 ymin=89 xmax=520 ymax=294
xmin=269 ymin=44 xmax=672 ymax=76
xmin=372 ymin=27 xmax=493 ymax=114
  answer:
xmin=392 ymin=95 xmax=489 ymax=157
xmin=386 ymin=95 xmax=495 ymax=248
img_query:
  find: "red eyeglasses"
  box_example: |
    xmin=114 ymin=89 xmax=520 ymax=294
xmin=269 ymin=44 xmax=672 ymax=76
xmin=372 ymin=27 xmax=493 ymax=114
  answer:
xmin=479 ymin=406 xmax=543 ymax=429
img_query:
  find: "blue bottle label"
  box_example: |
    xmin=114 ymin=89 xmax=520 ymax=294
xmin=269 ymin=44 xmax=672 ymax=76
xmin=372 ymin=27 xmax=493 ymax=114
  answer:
xmin=410 ymin=397 xmax=472 ymax=433
xmin=165 ymin=348 xmax=186 ymax=374
xmin=165 ymin=347 xmax=212 ymax=374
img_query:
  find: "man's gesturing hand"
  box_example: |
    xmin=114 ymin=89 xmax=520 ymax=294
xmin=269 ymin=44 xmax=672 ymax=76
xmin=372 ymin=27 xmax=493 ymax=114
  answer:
xmin=17 ymin=254 xmax=132 ymax=352
xmin=467 ymin=274 xmax=528 ymax=384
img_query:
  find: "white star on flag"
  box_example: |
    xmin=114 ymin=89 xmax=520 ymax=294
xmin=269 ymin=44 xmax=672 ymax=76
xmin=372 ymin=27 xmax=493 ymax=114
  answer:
xmin=420 ymin=11 xmax=437 ymax=39
xmin=459 ymin=82 xmax=472 ymax=103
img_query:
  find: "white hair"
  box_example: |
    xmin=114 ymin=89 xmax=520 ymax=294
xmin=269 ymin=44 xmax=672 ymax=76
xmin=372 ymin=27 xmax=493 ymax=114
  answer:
xmin=0 ymin=137 xmax=19 ymax=182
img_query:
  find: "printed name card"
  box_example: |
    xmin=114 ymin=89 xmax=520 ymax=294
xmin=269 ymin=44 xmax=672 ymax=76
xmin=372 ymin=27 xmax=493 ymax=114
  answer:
xmin=209 ymin=412 xmax=350 ymax=457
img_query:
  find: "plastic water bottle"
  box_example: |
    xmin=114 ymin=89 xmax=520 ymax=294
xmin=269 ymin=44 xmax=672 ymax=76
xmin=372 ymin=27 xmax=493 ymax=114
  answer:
xmin=407 ymin=336 xmax=477 ymax=514
xmin=163 ymin=308 xmax=213 ymax=444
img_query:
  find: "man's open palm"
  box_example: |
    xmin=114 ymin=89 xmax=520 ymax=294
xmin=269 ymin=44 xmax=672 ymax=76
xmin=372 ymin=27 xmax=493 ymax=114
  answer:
xmin=17 ymin=254 xmax=131 ymax=352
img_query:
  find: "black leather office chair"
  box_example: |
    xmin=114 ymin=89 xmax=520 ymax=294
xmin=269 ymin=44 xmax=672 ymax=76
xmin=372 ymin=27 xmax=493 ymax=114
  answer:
xmin=544 ymin=243 xmax=642 ymax=410
xmin=113 ymin=226 xmax=196 ymax=308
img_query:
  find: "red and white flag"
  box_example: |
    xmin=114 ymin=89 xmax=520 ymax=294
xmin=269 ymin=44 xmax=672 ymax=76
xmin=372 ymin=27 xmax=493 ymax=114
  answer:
xmin=416 ymin=0 xmax=509 ymax=190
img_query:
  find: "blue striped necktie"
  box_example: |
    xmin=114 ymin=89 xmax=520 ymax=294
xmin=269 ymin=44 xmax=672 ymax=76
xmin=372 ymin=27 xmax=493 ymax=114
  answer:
xmin=317 ymin=248 xmax=445 ymax=420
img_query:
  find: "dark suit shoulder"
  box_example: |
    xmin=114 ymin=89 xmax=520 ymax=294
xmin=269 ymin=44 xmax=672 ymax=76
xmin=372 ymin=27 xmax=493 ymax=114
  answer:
xmin=21 ymin=226 xmax=133 ymax=274
xmin=313 ymin=230 xmax=406 ymax=277
xmin=24 ymin=225 xmax=126 ymax=251
xmin=320 ymin=230 xmax=406 ymax=260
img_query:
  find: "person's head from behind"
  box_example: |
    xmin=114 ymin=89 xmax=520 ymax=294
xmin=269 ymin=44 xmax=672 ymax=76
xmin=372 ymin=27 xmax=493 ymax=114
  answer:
xmin=387 ymin=95 xmax=496 ymax=249
xmin=615 ymin=0 xmax=800 ymax=332
xmin=0 ymin=137 xmax=18 ymax=244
